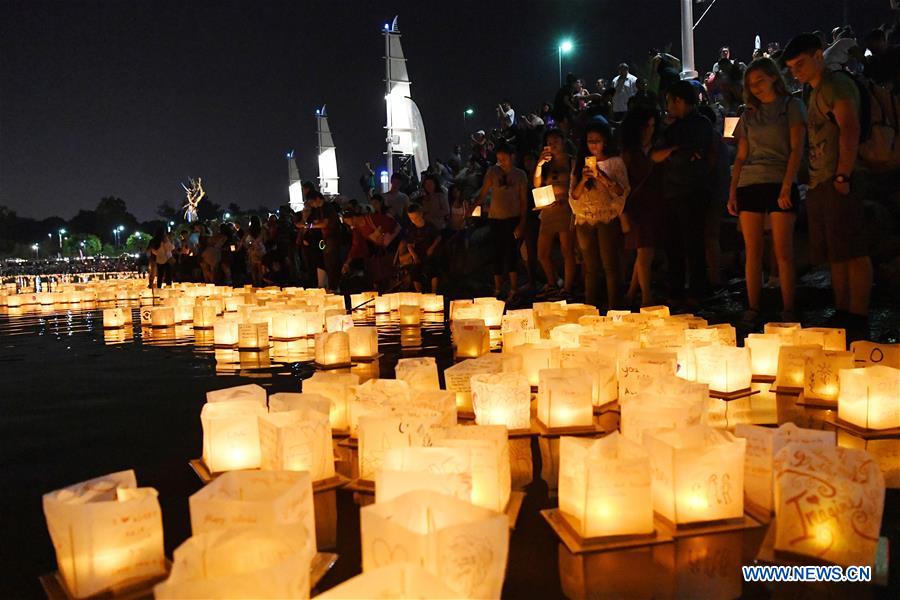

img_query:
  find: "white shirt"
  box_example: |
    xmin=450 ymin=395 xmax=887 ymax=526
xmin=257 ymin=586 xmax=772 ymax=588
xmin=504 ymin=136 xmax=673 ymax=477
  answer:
xmin=824 ymin=38 xmax=858 ymax=71
xmin=611 ymin=73 xmax=638 ymax=113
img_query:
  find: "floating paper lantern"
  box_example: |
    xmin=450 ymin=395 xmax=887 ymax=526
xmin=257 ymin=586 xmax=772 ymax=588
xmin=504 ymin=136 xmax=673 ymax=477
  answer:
xmin=549 ymin=323 xmax=585 ymax=349
xmin=398 ymin=304 xmax=421 ymax=326
xmin=193 ymin=304 xmax=217 ymax=329
xmin=773 ymin=445 xmax=884 ymax=566
xmin=360 ymin=490 xmax=509 ymax=599
xmin=473 ymin=297 xmax=505 ymax=328
xmin=421 ymin=293 xmax=444 ymax=312
xmin=735 ymin=423 xmax=834 ymax=517
xmin=325 ymin=313 xmax=354 ymax=333
xmin=560 ymin=348 xmax=618 ymax=407
xmin=102 ymin=307 xmax=127 ymax=328
xmin=302 ymin=371 xmax=359 ymax=431
xmin=618 ymin=349 xmax=677 ymax=401
xmin=501 ymin=309 xmax=535 ymax=332
xmin=510 ymin=340 xmax=561 ymax=387
xmin=43 ymin=470 xmax=166 ymax=599
xmin=694 ymin=345 xmax=752 ymax=393
xmin=559 ymin=433 xmax=654 ymax=538
xmin=449 ymin=299 xmax=480 ymax=322
xmin=357 ymin=409 xmax=441 ymax=480
xmin=258 ymin=410 xmax=335 ymax=480
xmin=207 ymin=384 xmax=267 ymax=407
xmin=318 ymin=564 xmax=457 ymax=599
xmin=620 ymin=376 xmax=708 ymax=444
xmin=238 ymin=321 xmax=269 ymax=350
xmin=374 ymin=295 xmax=391 ymax=314
xmin=640 ymin=305 xmax=670 ymax=318
xmin=471 ymin=372 xmax=531 ymax=430
xmin=314 ymin=331 xmax=351 ymax=367
xmin=803 ymin=350 xmax=855 ymax=403
xmin=150 ymin=306 xmax=175 ymax=328
xmin=350 ymin=378 xmax=412 ymax=433
xmin=501 ymin=328 xmax=541 ymax=351
xmin=200 ymin=400 xmax=265 ymax=472
xmin=189 ymin=470 xmax=315 ymax=553
xmin=436 ymin=425 xmax=510 ymax=512
xmin=645 ymin=425 xmax=746 ymax=525
xmin=410 ymin=390 xmax=458 ymax=428
xmin=850 ymin=340 xmax=900 ymax=368
xmin=398 ymin=291 xmax=421 ymax=308
xmin=838 ymin=365 xmax=900 ymax=430
xmin=395 ymin=357 xmax=440 ymax=391
xmin=443 ymin=357 xmax=502 ymax=412
xmin=745 ymin=333 xmax=785 ymax=377
xmin=268 ymin=392 xmax=329 ymax=414
xmin=270 ymin=311 xmax=306 ymax=340
xmin=452 ymin=319 xmax=490 ymax=358
xmin=154 ymin=524 xmax=313 ymax=599
xmin=348 ymin=326 xmax=378 ymax=359
xmin=350 ymin=292 xmax=376 ymax=311
xmin=774 ymin=344 xmax=823 ymax=390
xmin=376 ymin=446 xmax=473 ymax=504
xmin=537 ymin=368 xmax=593 ymax=428
xmin=213 ymin=318 xmax=239 ymax=347
xmin=763 ymin=322 xmax=801 ymax=342
xmin=798 ymin=327 xmax=846 ymax=351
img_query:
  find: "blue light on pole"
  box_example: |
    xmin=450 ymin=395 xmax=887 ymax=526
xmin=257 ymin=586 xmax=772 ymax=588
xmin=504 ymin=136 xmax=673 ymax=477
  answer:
xmin=558 ymin=39 xmax=574 ymax=86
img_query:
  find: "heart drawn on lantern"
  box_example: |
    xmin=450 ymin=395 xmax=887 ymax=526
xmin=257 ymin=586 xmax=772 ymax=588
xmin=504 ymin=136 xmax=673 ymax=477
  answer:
xmin=371 ymin=538 xmax=409 ymax=567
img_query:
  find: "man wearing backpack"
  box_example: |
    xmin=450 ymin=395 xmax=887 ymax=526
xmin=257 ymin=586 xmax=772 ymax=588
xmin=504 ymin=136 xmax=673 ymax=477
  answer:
xmin=783 ymin=33 xmax=872 ymax=339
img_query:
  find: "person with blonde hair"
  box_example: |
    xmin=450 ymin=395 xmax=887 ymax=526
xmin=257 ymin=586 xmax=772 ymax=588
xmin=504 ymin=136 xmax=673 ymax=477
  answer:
xmin=727 ymin=57 xmax=807 ymax=324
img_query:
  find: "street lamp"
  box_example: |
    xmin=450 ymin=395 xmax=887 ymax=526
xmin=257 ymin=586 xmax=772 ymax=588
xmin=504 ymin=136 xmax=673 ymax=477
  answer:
xmin=224 ymin=212 xmax=231 ymax=220
xmin=58 ymin=228 xmax=66 ymax=248
xmin=558 ymin=39 xmax=574 ymax=87
xmin=463 ymin=107 xmax=475 ymax=135
xmin=32 ymin=243 xmax=39 ymax=259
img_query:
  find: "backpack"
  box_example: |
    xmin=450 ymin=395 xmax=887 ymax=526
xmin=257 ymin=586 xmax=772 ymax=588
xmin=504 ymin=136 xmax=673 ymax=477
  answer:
xmin=816 ymin=71 xmax=900 ymax=168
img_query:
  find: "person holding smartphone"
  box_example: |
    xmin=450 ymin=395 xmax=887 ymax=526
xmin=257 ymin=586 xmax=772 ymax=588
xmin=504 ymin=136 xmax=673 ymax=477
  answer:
xmin=533 ymin=128 xmax=575 ymax=299
xmin=569 ymin=120 xmax=630 ymax=309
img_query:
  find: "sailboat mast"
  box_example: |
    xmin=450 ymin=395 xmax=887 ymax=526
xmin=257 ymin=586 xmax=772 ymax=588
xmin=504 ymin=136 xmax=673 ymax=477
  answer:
xmin=384 ymin=23 xmax=394 ymax=180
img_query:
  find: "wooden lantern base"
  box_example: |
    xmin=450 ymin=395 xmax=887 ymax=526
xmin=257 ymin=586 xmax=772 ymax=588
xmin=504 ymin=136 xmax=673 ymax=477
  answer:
xmin=795 ymin=395 xmax=838 ymax=409
xmin=39 ymin=561 xmax=171 ymax=600
xmin=592 ymin=402 xmax=620 ymax=416
xmin=345 ymin=477 xmax=375 ymax=507
xmin=314 ymin=361 xmax=353 ymax=370
xmin=506 ymin=491 xmax=526 ymax=530
xmin=751 ymin=374 xmax=776 ymax=384
xmin=821 ymin=412 xmax=900 ymax=439
xmin=310 ymin=552 xmax=339 ymax=591
xmin=312 ymin=475 xmax=350 ymax=549
xmin=768 ymin=385 xmax=803 ymax=396
xmin=457 ymin=409 xmax=476 ymax=421
xmin=755 ymin=521 xmax=890 ymax=587
xmin=541 ymin=509 xmax=673 ymax=554
xmin=708 ymin=387 xmax=760 ymax=401
xmin=349 ymin=353 xmax=383 ymax=363
xmin=655 ymin=512 xmax=764 ymax=539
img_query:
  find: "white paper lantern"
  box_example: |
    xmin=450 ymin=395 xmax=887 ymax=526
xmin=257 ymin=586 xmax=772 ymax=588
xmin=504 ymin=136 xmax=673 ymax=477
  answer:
xmin=398 ymin=304 xmax=421 ymax=326
xmin=471 ymin=372 xmax=531 ymax=430
xmin=804 ymin=350 xmax=855 ymax=402
xmin=395 ymin=357 xmax=440 ymax=391
xmin=258 ymin=410 xmax=335 ymax=480
xmin=774 ymin=344 xmax=823 ymax=390
xmin=238 ymin=322 xmax=269 ymax=350
xmin=410 ymin=390 xmax=458 ymax=428
xmin=270 ymin=311 xmax=307 ymax=340
xmin=206 ymin=384 xmax=267 ymax=407
xmin=850 ymin=340 xmax=900 ymax=368
xmin=645 ymin=425 xmax=746 ymax=525
xmin=43 ymin=470 xmax=166 ymax=599
xmin=102 ymin=307 xmax=128 ymax=328
xmin=314 ymin=331 xmax=351 ymax=367
xmin=452 ymin=319 xmax=490 ymax=358
xmin=436 ymin=425 xmax=510 ymax=512
xmin=797 ymin=327 xmax=846 ymax=351
xmin=348 ymin=326 xmax=379 ymax=359
xmin=443 ymin=356 xmax=504 ymax=412
xmin=694 ymin=345 xmax=752 ymax=393
xmin=360 ymin=490 xmax=509 ymax=599
xmin=154 ymin=524 xmax=313 ymax=599
xmin=213 ymin=318 xmax=240 ymax=347
xmin=317 ymin=564 xmax=457 ymax=599
xmin=558 ymin=433 xmax=654 ymax=538
xmin=473 ymin=297 xmax=505 ymax=328
xmin=150 ymin=306 xmax=175 ymax=328
xmin=764 ymin=322 xmax=801 ymax=342
xmin=537 ymin=368 xmax=593 ymax=428
xmin=267 ymin=392 xmax=329 ymax=415
xmin=620 ymin=376 xmax=708 ymax=444
xmin=559 ymin=347 xmax=618 ymax=407
xmin=201 ymin=400 xmax=265 ymax=472
xmin=376 ymin=446 xmax=473 ymax=504
xmin=745 ymin=333 xmax=785 ymax=377
xmin=501 ymin=309 xmax=535 ymax=332
xmin=193 ymin=304 xmax=217 ymax=329
xmin=302 ymin=372 xmax=359 ymax=431
xmin=350 ymin=378 xmax=412 ymax=435
xmin=838 ymin=365 xmax=900 ymax=430
xmin=421 ymin=294 xmax=444 ymax=313
xmin=358 ymin=409 xmax=441 ymax=480
xmin=618 ymin=349 xmax=677 ymax=401
xmin=374 ymin=295 xmax=391 ymax=314
xmin=773 ymin=444 xmax=884 ymax=566
xmin=509 ymin=340 xmax=561 ymax=387
xmin=325 ymin=313 xmax=354 ymax=333
xmin=735 ymin=423 xmax=834 ymax=516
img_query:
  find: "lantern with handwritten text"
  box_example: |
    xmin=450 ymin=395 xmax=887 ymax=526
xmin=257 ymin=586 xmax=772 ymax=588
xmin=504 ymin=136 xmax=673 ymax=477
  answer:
xmin=102 ymin=307 xmax=128 ymax=328
xmin=302 ymin=372 xmax=359 ymax=432
xmin=318 ymin=564 xmax=456 ymax=599
xmin=645 ymin=425 xmax=746 ymax=525
xmin=509 ymin=340 xmax=561 ymax=387
xmin=150 ymin=306 xmax=175 ymax=328
xmin=473 ymin=297 xmax=505 ymax=328
xmin=375 ymin=446 xmax=473 ymax=504
xmin=558 ymin=433 xmax=654 ymax=538
xmin=207 ymin=383 xmax=267 ymax=407
xmin=357 ymin=409 xmax=441 ymax=481
xmin=348 ymin=326 xmax=379 ymax=360
xmin=804 ymin=350 xmax=855 ymax=403
xmin=360 ymin=490 xmax=509 ymax=599
xmin=436 ymin=425 xmax=510 ymax=512
xmin=850 ymin=340 xmax=900 ymax=368
xmin=314 ymin=331 xmax=351 ymax=367
xmin=201 ymin=400 xmax=265 ymax=472
xmin=396 ymin=357 xmax=440 ymax=391
xmin=773 ymin=445 xmax=884 ymax=566
xmin=213 ymin=318 xmax=240 ymax=347
xmin=537 ymin=368 xmax=593 ymax=428
xmin=452 ymin=319 xmax=490 ymax=358
xmin=620 ymin=376 xmax=708 ymax=444
xmin=258 ymin=409 xmax=335 ymax=480
xmin=471 ymin=372 xmax=531 ymax=430
xmin=43 ymin=470 xmax=166 ymax=599
xmin=774 ymin=344 xmax=822 ymax=390
xmin=694 ymin=345 xmax=752 ymax=393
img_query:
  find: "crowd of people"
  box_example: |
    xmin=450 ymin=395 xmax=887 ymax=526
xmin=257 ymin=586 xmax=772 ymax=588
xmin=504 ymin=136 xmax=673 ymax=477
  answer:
xmin=146 ymin=19 xmax=900 ymax=340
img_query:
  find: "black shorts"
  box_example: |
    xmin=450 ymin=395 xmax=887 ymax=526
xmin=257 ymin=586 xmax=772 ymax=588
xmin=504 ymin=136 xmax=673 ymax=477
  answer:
xmin=806 ymin=176 xmax=868 ymax=264
xmin=736 ymin=183 xmax=799 ymax=213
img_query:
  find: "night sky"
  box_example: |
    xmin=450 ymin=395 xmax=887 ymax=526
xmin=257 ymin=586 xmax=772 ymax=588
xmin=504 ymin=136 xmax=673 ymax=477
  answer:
xmin=0 ymin=0 xmax=889 ymax=221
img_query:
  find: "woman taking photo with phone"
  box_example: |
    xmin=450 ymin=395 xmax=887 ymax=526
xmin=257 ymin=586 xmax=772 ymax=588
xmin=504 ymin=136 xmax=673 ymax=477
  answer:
xmin=569 ymin=120 xmax=630 ymax=309
xmin=533 ymin=128 xmax=576 ymax=299
xmin=727 ymin=57 xmax=806 ymax=324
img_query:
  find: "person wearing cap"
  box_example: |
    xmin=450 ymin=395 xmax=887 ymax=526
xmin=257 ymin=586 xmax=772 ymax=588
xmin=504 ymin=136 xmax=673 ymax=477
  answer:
xmin=650 ymin=79 xmax=715 ymax=306
xmin=783 ymin=32 xmax=871 ymax=337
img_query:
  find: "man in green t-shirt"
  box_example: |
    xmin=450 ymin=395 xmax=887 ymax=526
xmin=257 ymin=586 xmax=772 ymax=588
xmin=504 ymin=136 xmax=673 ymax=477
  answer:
xmin=783 ymin=33 xmax=872 ymax=337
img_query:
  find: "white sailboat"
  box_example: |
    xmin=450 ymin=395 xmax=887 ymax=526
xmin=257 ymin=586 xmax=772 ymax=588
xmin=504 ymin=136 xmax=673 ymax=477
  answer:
xmin=316 ymin=106 xmax=340 ymax=196
xmin=286 ymin=149 xmax=304 ymax=211
xmin=383 ymin=16 xmax=429 ymax=181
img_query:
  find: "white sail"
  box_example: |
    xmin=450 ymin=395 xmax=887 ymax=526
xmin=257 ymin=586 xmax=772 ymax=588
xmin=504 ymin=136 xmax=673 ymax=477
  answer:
xmin=286 ymin=150 xmax=304 ymax=211
xmin=384 ymin=17 xmax=429 ymax=179
xmin=316 ymin=106 xmax=339 ymax=196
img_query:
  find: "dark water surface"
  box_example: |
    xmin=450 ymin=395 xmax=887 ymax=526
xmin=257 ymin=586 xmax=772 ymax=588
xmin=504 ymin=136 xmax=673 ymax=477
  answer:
xmin=0 ymin=303 xmax=897 ymax=598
